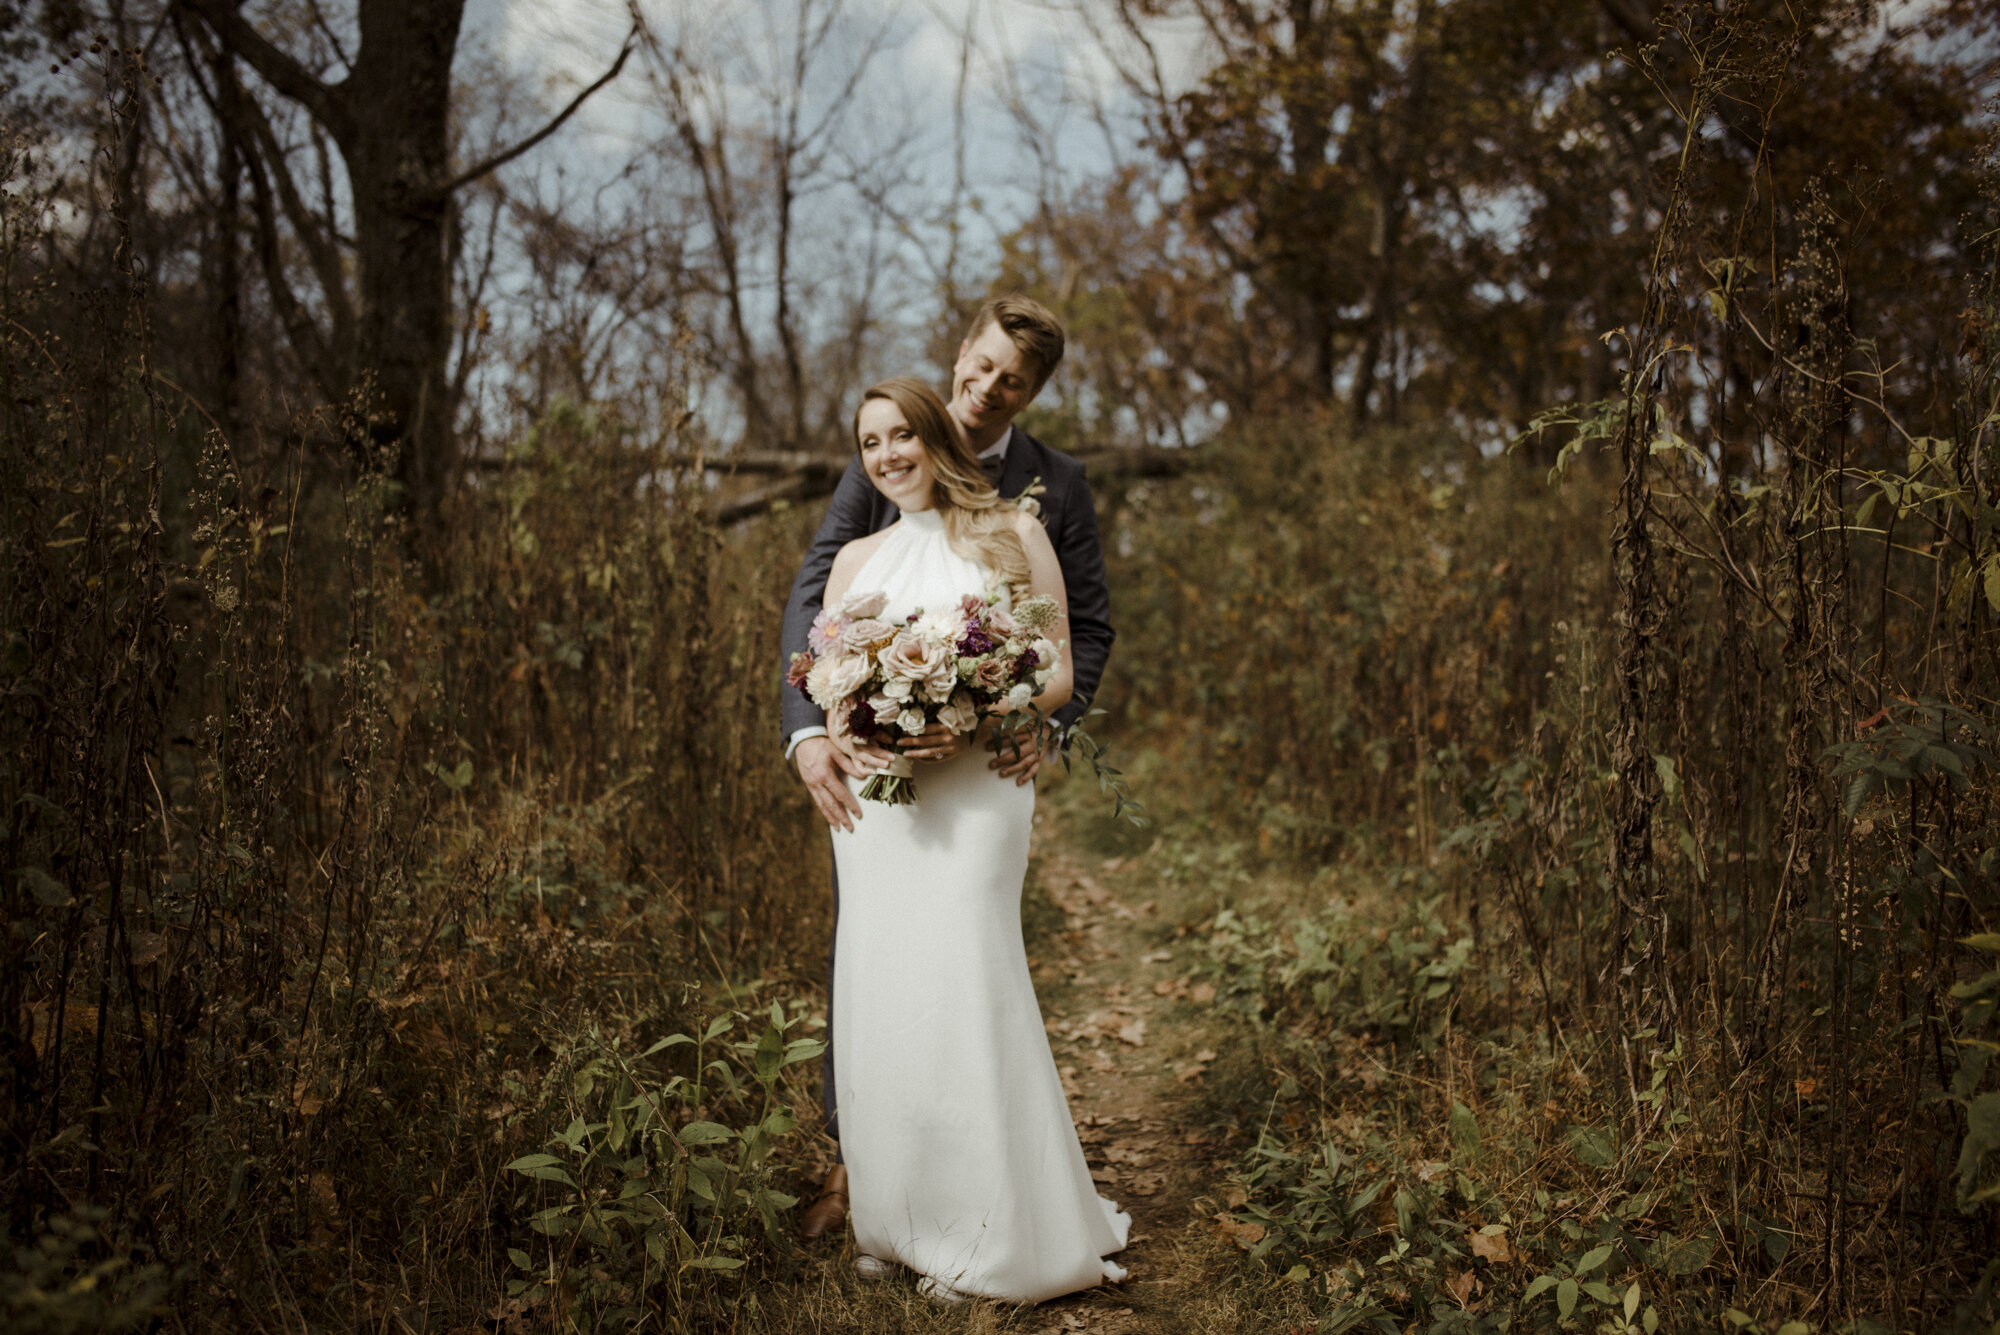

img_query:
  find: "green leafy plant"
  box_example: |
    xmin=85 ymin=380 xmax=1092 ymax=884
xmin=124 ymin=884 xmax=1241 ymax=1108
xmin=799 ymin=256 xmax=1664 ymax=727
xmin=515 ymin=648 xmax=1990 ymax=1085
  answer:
xmin=1949 ymin=933 xmax=2000 ymax=1212
xmin=1822 ymin=698 xmax=1994 ymax=818
xmin=501 ymin=1004 xmax=822 ymax=1328
xmin=1193 ymin=894 xmax=1471 ymax=1050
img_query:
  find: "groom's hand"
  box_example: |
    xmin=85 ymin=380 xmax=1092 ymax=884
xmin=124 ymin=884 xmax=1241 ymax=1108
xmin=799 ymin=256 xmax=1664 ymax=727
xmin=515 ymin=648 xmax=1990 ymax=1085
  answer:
xmin=795 ymin=736 xmax=868 ymax=832
xmin=988 ymin=720 xmax=1055 ymax=786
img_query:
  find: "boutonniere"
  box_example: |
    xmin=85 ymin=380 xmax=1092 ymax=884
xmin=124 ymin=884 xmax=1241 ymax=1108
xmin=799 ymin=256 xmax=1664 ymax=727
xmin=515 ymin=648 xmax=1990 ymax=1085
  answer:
xmin=1014 ymin=475 xmax=1047 ymax=521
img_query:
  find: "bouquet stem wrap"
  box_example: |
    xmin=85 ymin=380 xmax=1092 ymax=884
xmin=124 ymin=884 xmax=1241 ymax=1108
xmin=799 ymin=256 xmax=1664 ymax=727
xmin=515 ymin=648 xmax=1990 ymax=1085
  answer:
xmin=858 ymin=753 xmax=918 ymax=805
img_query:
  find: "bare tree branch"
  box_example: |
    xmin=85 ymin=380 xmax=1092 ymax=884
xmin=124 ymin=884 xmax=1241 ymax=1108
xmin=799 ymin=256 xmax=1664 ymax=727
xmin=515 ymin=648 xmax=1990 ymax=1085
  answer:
xmin=178 ymin=0 xmax=356 ymax=146
xmin=303 ymin=0 xmax=356 ymax=75
xmin=439 ymin=27 xmax=636 ymax=195
xmin=239 ymin=125 xmax=342 ymax=400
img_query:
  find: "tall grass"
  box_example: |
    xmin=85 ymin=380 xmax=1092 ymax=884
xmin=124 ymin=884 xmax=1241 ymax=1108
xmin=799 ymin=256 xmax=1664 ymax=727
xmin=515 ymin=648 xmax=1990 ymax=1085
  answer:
xmin=1089 ymin=16 xmax=2000 ymax=1328
xmin=0 ymin=114 xmax=833 ymax=1325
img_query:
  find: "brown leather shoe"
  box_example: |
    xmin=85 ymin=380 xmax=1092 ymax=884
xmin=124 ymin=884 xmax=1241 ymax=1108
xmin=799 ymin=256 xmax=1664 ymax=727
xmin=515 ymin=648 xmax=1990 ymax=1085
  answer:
xmin=799 ymin=1164 xmax=849 ymax=1240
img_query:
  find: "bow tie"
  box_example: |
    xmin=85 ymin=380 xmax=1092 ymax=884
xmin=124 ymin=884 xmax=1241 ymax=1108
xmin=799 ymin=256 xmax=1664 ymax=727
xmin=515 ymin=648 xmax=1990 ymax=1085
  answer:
xmin=980 ymin=453 xmax=1006 ymax=488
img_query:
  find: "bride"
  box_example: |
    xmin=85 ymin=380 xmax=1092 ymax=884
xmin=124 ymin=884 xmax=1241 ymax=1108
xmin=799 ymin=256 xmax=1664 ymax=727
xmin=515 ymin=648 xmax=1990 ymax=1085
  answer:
xmin=813 ymin=375 xmax=1130 ymax=1304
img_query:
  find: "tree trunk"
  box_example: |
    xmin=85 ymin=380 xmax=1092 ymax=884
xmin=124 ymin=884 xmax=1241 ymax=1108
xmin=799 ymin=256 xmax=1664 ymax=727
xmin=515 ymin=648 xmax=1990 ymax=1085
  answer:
xmin=182 ymin=0 xmax=466 ymax=516
xmin=212 ymin=39 xmax=244 ymax=443
xmin=344 ymin=0 xmax=461 ymax=514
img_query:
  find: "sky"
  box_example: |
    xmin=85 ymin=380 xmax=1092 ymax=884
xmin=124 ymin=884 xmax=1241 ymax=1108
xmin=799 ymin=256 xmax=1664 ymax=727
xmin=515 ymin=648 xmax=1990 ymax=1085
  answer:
xmin=442 ymin=0 xmax=1214 ymax=440
xmin=465 ymin=0 xmax=1205 ymax=246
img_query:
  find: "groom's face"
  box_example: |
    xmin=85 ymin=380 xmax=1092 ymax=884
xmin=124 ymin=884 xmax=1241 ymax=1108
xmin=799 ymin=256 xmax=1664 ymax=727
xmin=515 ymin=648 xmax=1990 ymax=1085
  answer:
xmin=950 ymin=325 xmax=1038 ymax=436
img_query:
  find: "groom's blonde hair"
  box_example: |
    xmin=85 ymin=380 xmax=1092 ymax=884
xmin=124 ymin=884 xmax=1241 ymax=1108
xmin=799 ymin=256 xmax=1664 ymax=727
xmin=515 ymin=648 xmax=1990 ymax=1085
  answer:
xmin=965 ymin=295 xmax=1065 ymax=393
xmin=854 ymin=377 xmax=1032 ymax=594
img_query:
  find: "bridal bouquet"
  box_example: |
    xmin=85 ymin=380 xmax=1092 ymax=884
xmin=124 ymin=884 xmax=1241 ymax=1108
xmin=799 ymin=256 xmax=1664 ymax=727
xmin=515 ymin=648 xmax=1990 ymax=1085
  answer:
xmin=788 ymin=588 xmax=1062 ymax=804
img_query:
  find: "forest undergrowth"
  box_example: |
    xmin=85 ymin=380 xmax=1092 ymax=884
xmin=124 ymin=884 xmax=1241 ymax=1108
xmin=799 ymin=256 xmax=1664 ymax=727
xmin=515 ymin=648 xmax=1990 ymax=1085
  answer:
xmin=6 ymin=9 xmax=2000 ymax=1332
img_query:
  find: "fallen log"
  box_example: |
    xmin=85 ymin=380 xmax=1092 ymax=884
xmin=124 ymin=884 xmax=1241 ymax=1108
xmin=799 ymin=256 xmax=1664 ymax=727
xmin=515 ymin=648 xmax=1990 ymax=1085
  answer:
xmin=465 ymin=444 xmax=1203 ymax=525
xmin=713 ymin=446 xmax=1203 ymax=526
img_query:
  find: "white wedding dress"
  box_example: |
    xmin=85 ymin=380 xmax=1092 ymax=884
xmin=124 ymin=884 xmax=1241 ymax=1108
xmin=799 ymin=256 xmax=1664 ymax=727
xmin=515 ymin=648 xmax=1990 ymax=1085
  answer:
xmin=830 ymin=506 xmax=1130 ymax=1303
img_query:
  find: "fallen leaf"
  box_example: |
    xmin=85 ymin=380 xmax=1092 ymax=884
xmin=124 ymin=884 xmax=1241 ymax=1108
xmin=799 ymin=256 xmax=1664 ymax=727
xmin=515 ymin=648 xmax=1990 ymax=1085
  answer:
xmin=1152 ymin=979 xmax=1179 ymax=996
xmin=1222 ymin=1184 xmax=1250 ymax=1208
xmin=1195 ymin=1048 xmax=1217 ymax=1062
xmin=1116 ymin=1018 xmax=1147 ymax=1046
xmin=1188 ymin=982 xmax=1217 ymax=1005
xmin=1214 ymin=1213 xmax=1265 ymax=1249
xmin=1446 ymin=1270 xmax=1476 ymax=1308
xmin=1470 ymin=1229 xmax=1512 ymax=1264
xmin=1101 ymin=857 xmax=1125 ymax=872
xmin=1142 ymin=949 xmax=1173 ymax=963
xmin=1794 ymin=1078 xmax=1818 ymax=1100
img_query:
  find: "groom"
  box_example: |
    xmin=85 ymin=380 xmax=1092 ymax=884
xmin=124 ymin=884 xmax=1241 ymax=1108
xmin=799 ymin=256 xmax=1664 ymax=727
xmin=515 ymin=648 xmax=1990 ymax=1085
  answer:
xmin=778 ymin=294 xmax=1116 ymax=1239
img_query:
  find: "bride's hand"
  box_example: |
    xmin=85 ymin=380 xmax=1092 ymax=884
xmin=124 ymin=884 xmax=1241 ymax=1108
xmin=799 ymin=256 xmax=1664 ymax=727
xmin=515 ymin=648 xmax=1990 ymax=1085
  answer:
xmin=831 ymin=709 xmax=897 ymax=772
xmin=896 ymin=721 xmax=969 ymax=764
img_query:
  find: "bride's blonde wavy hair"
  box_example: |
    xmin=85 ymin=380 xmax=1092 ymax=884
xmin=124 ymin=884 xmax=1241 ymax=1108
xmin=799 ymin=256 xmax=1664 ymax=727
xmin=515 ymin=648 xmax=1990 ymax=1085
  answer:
xmin=855 ymin=377 xmax=1033 ymax=594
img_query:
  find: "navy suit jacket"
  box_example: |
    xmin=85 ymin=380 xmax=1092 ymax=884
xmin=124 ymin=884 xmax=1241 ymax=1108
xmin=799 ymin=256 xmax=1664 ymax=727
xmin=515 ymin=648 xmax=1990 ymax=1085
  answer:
xmin=779 ymin=427 xmax=1115 ymax=742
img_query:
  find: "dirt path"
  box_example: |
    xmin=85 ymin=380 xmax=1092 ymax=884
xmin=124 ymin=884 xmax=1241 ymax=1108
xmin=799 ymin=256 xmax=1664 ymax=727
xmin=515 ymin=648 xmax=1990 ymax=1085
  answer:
xmin=998 ymin=819 xmax=1229 ymax=1334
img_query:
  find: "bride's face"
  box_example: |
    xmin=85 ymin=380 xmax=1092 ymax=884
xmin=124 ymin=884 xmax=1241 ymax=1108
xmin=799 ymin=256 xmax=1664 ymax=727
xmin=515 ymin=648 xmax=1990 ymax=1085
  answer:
xmin=857 ymin=398 xmax=937 ymax=511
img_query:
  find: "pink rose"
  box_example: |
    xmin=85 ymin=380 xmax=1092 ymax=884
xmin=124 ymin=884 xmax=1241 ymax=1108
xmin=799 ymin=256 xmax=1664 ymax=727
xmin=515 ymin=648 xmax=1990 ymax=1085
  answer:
xmin=969 ymin=655 xmax=1013 ymax=696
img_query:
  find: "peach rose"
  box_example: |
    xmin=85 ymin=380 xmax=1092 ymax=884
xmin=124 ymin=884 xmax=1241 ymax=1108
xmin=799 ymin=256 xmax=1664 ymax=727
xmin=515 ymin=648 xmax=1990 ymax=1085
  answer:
xmin=841 ymin=617 xmax=896 ymax=652
xmin=843 ymin=590 xmax=889 ymax=619
xmin=937 ymin=690 xmax=981 ymax=734
xmin=805 ymin=651 xmax=872 ymax=710
xmin=881 ymin=630 xmax=950 ymax=685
